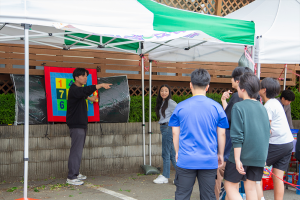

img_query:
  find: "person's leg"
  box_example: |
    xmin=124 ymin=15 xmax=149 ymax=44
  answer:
xmin=272 ymin=168 xmax=285 ymax=200
xmin=161 ymin=125 xmax=171 ymax=178
xmin=255 ymin=181 xmax=263 ymax=200
xmin=175 ymin=166 xmax=197 ymax=200
xmin=67 ymin=128 xmax=86 ymax=180
xmin=215 ymin=168 xmax=223 ymax=200
xmin=197 ymin=169 xmax=217 ymax=200
xmin=271 ymin=142 xmax=293 ymax=200
xmin=244 ymin=166 xmax=265 ymax=200
xmin=224 ymin=180 xmax=242 ymax=200
xmin=224 ymin=161 xmax=245 ymax=200
xmin=244 ymin=179 xmax=258 ymax=200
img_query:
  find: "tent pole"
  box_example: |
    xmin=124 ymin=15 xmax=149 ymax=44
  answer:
xmin=149 ymin=61 xmax=152 ymax=166
xmin=257 ymin=63 xmax=261 ymax=79
xmin=22 ymin=23 xmax=31 ymax=199
xmin=283 ymin=64 xmax=287 ymax=90
xmin=141 ymin=51 xmax=146 ymax=165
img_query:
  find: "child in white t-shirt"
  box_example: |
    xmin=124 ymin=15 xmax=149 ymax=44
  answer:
xmin=258 ymin=78 xmax=294 ymax=200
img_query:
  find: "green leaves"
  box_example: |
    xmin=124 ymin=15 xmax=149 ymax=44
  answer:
xmin=128 ymin=93 xmax=224 ymax=122
xmin=0 ymin=93 xmax=15 ymax=124
xmin=291 ymin=91 xmax=300 ymax=120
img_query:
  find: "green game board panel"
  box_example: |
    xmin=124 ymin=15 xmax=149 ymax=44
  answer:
xmin=57 ymin=100 xmax=67 ymax=111
xmin=66 ymin=79 xmax=74 ymax=89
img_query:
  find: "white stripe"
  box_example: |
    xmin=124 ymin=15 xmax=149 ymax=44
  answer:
xmin=85 ymin=184 xmax=138 ymax=200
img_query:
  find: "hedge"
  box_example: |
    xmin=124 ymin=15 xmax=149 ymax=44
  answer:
xmin=1 ymin=91 xmax=300 ymax=124
xmin=129 ymin=93 xmax=223 ymax=122
xmin=0 ymin=93 xmax=15 ymax=124
xmin=129 ymin=91 xmax=300 ymax=122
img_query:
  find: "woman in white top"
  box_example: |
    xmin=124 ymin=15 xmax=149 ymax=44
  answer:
xmin=153 ymin=84 xmax=177 ymax=184
xmin=258 ymin=78 xmax=294 ymax=200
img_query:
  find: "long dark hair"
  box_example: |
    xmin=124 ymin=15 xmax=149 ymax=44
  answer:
xmin=155 ymin=84 xmax=172 ymax=119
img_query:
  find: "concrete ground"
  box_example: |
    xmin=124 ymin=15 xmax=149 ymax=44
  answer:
xmin=0 ymin=170 xmax=299 ymax=200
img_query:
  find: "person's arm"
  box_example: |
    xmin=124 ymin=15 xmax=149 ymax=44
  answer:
xmin=172 ymin=126 xmax=180 ymax=162
xmin=96 ymin=83 xmax=112 ymax=90
xmin=221 ymin=90 xmax=232 ymax=110
xmin=230 ymin=106 xmax=245 ymax=174
xmin=234 ymin=147 xmax=245 ymax=175
xmin=87 ymin=96 xmax=98 ymax=102
xmin=73 ymin=83 xmax=112 ymax=100
xmin=285 ymin=105 xmax=294 ymax=129
xmin=217 ymin=127 xmax=226 ymax=168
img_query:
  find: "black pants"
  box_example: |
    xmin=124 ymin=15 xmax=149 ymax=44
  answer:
xmin=67 ymin=128 xmax=87 ymax=179
xmin=174 ymin=166 xmax=217 ymax=200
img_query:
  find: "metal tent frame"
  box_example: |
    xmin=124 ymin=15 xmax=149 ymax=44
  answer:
xmin=0 ymin=22 xmax=257 ymax=199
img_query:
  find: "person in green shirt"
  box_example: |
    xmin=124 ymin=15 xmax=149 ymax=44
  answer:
xmin=224 ymin=73 xmax=270 ymax=200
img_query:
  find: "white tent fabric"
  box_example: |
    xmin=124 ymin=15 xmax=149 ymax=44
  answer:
xmin=149 ymin=0 xmax=300 ymax=64
xmin=0 ymin=0 xmax=154 ymax=36
xmin=226 ymin=0 xmax=300 ymax=64
xmin=0 ymin=0 xmax=255 ymax=55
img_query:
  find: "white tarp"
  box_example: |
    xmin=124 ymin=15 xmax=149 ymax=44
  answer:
xmin=149 ymin=0 xmax=300 ymax=64
xmin=0 ymin=0 xmax=255 ymax=58
xmin=226 ymin=0 xmax=300 ymax=64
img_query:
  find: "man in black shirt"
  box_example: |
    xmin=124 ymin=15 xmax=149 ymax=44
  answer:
xmin=66 ymin=68 xmax=111 ymax=185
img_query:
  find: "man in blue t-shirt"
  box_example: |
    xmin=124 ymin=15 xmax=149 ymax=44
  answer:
xmin=169 ymin=68 xmax=229 ymax=200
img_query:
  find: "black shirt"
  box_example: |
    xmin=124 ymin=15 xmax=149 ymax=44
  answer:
xmin=225 ymin=92 xmax=243 ymax=128
xmin=66 ymin=83 xmax=97 ymax=129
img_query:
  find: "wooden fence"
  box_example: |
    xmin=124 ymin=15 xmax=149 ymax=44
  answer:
xmin=155 ymin=0 xmax=255 ymax=16
xmin=0 ymin=43 xmax=298 ymax=94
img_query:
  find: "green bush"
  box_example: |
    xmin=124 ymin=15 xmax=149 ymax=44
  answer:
xmin=0 ymin=93 xmax=15 ymax=124
xmin=129 ymin=93 xmax=224 ymax=122
xmin=291 ymin=91 xmax=300 ymax=120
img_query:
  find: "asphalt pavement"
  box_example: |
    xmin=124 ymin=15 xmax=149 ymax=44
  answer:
xmin=0 ymin=170 xmax=299 ymax=200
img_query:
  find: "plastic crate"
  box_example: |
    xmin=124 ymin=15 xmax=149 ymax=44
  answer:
xmin=262 ymin=177 xmax=274 ymax=190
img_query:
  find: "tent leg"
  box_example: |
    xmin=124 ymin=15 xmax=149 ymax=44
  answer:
xmin=149 ymin=61 xmax=152 ymax=166
xmin=22 ymin=23 xmax=31 ymax=199
xmin=283 ymin=64 xmax=287 ymax=90
xmin=257 ymin=63 xmax=261 ymax=79
xmin=141 ymin=56 xmax=146 ymax=165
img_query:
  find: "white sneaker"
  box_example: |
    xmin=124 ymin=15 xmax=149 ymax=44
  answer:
xmin=153 ymin=175 xmax=168 ymax=184
xmin=66 ymin=178 xmax=84 ymax=185
xmin=77 ymin=173 xmax=87 ymax=180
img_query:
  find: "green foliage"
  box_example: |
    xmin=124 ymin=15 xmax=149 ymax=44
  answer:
xmin=291 ymin=90 xmax=300 ymax=120
xmin=129 ymin=93 xmax=224 ymax=122
xmin=0 ymin=93 xmax=15 ymax=124
xmin=128 ymin=96 xmax=158 ymax=122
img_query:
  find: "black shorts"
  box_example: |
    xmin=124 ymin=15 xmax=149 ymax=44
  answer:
xmin=266 ymin=142 xmax=293 ymax=171
xmin=224 ymin=161 xmax=264 ymax=183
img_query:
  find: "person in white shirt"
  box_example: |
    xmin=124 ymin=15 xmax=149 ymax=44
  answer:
xmin=258 ymin=78 xmax=294 ymax=200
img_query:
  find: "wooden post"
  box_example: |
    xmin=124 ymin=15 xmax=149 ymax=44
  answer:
xmin=215 ymin=0 xmax=222 ymax=16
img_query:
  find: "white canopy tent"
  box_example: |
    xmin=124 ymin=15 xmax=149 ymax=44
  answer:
xmin=227 ymin=0 xmax=300 ymax=65
xmin=224 ymin=0 xmax=300 ymax=89
xmin=149 ymin=0 xmax=300 ymax=89
xmin=149 ymin=0 xmax=300 ymax=64
xmin=0 ymin=1 xmax=256 ymax=198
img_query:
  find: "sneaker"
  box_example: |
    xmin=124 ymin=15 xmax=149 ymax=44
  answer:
xmin=77 ymin=173 xmax=87 ymax=180
xmin=153 ymin=175 xmax=168 ymax=184
xmin=66 ymin=178 xmax=84 ymax=185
